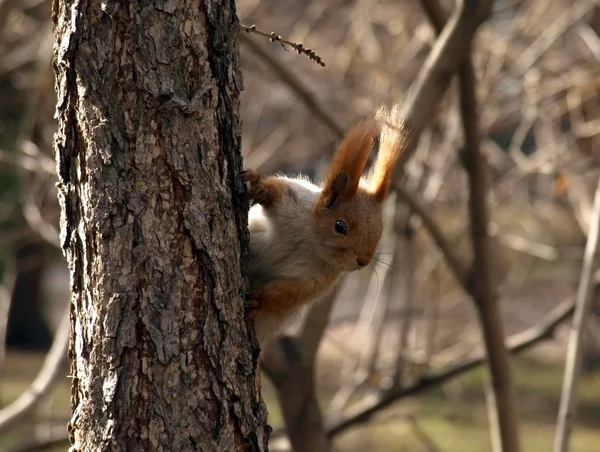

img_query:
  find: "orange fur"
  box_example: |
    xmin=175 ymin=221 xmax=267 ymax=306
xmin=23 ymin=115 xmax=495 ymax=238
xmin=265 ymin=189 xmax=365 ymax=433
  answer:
xmin=244 ymin=104 xmax=406 ymax=352
xmin=318 ymin=120 xmax=378 ymax=209
xmin=244 ymin=170 xmax=289 ymax=207
xmin=369 ymin=105 xmax=407 ymax=202
xmin=247 ymin=274 xmax=338 ymax=315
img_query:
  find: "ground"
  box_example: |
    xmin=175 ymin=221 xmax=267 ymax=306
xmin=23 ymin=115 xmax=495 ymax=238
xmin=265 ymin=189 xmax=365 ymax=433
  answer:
xmin=2 ymin=349 xmax=597 ymax=451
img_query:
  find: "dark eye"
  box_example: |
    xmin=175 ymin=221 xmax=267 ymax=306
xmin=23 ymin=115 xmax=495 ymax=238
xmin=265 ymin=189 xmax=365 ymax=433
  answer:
xmin=334 ymin=220 xmax=347 ymax=235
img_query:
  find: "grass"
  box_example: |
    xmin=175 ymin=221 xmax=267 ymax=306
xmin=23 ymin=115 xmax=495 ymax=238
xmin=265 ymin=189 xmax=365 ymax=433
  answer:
xmin=261 ymin=355 xmax=600 ymax=451
xmin=2 ymin=351 xmax=599 ymax=451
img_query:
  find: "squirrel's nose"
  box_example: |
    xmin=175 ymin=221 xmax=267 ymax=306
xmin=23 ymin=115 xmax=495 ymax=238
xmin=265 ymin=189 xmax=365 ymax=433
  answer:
xmin=357 ymin=257 xmax=369 ymax=268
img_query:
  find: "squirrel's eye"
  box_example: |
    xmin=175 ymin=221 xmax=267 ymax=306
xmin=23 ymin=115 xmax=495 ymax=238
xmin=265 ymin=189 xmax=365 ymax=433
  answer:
xmin=335 ymin=220 xmax=347 ymax=235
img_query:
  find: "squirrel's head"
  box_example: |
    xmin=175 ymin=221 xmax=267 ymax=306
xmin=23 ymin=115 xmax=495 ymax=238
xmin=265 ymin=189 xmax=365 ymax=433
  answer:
xmin=313 ymin=106 xmax=405 ymax=272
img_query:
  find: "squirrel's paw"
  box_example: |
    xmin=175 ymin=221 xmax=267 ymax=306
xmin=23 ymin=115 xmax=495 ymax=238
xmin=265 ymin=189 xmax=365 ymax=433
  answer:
xmin=244 ymin=292 xmax=261 ymax=320
xmin=242 ymin=169 xmax=281 ymax=207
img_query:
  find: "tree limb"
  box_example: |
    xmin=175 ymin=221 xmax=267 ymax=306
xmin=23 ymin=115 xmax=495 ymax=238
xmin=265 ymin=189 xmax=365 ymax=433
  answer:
xmin=553 ymin=176 xmax=600 ymax=452
xmin=0 ymin=307 xmax=69 ymax=435
xmin=0 ymin=259 xmax=15 ymax=405
xmin=460 ymin=53 xmax=522 ymax=452
xmin=396 ymin=0 xmax=493 ymax=169
xmin=418 ymin=0 xmax=521 ymax=448
xmin=394 ymin=182 xmax=470 ymax=289
xmin=326 ymin=297 xmax=575 ymax=437
xmin=240 ymin=32 xmax=346 ymax=138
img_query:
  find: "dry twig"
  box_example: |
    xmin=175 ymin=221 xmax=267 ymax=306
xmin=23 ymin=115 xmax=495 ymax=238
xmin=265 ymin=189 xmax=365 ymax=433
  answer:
xmin=460 ymin=55 xmax=522 ymax=452
xmin=326 ymin=297 xmax=575 ymax=437
xmin=0 ymin=307 xmax=69 ymax=435
xmin=240 ymin=23 xmax=326 ymax=67
xmin=553 ymin=176 xmax=600 ymax=452
xmin=0 ymin=259 xmax=15 ymax=405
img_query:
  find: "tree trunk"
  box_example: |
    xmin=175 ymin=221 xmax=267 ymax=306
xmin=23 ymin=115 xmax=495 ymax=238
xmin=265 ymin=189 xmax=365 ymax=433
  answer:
xmin=52 ymin=1 xmax=268 ymax=450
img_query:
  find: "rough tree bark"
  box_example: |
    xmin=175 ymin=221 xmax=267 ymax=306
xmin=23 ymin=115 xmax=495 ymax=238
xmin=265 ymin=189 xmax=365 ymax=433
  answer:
xmin=52 ymin=1 xmax=268 ymax=450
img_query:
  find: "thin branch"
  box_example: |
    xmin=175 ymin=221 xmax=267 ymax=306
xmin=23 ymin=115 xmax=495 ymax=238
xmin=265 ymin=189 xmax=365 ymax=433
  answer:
xmin=240 ymin=24 xmax=326 ymax=67
xmin=407 ymin=415 xmax=443 ymax=452
xmin=328 ymin=255 xmax=392 ymax=415
xmin=7 ymin=430 xmax=69 ymax=452
xmin=240 ymin=32 xmax=345 ymax=139
xmin=326 ymin=297 xmax=575 ymax=437
xmin=553 ymin=176 xmax=600 ymax=452
xmin=394 ymin=182 xmax=469 ymax=290
xmin=513 ymin=0 xmax=599 ymax=76
xmin=396 ymin=0 xmax=493 ymax=169
xmin=460 ymin=53 xmax=522 ymax=452
xmin=241 ymin=0 xmax=493 ymax=167
xmin=0 ymin=307 xmax=69 ymax=435
xmin=0 ymin=259 xmax=16 ymax=405
xmin=299 ymin=289 xmax=337 ymax=361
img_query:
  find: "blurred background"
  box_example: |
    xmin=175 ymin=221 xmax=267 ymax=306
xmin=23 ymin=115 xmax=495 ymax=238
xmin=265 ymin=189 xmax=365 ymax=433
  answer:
xmin=1 ymin=0 xmax=600 ymax=450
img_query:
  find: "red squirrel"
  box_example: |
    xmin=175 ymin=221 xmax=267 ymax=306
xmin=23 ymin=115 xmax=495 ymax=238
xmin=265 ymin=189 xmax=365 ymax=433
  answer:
xmin=243 ymin=105 xmax=405 ymax=350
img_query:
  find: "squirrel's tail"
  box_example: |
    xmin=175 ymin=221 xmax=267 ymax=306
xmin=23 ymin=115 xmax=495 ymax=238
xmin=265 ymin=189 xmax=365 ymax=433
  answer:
xmin=369 ymin=104 xmax=407 ymax=202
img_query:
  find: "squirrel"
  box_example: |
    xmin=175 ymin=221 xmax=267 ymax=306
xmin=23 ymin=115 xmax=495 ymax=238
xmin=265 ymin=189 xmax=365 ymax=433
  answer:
xmin=243 ymin=105 xmax=405 ymax=351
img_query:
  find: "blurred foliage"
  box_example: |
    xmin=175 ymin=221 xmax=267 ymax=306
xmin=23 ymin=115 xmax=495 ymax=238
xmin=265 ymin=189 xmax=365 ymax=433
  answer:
xmin=1 ymin=0 xmax=600 ymax=450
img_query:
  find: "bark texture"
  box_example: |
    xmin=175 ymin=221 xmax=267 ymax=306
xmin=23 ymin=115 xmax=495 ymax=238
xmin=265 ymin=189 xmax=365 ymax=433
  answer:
xmin=52 ymin=0 xmax=268 ymax=450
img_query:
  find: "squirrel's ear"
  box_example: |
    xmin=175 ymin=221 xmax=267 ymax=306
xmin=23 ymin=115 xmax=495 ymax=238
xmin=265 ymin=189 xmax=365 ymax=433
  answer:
xmin=318 ymin=120 xmax=377 ymax=209
xmin=369 ymin=105 xmax=406 ymax=203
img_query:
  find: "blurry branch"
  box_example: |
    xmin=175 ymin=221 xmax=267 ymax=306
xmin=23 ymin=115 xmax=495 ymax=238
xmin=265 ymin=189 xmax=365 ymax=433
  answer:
xmin=419 ymin=0 xmax=521 ymax=447
xmin=420 ymin=0 xmax=449 ymax=32
xmin=326 ymin=297 xmax=576 ymax=437
xmin=392 ymin=209 xmax=417 ymax=386
xmin=394 ymin=183 xmax=469 ymax=289
xmin=488 ymin=225 xmax=559 ymax=261
xmin=261 ymin=291 xmax=337 ymax=452
xmin=460 ymin=55 xmax=521 ymax=451
xmin=7 ymin=429 xmax=69 ymax=452
xmin=0 ymin=308 xmax=69 ymax=436
xmin=396 ymin=0 xmax=493 ymax=169
xmin=240 ymin=33 xmax=345 ymax=138
xmin=22 ymin=191 xmax=60 ymax=248
xmin=0 ymin=260 xmax=15 ymax=404
xmin=0 ymin=148 xmax=56 ymax=175
xmin=300 ymin=292 xmax=337 ymax=360
xmin=0 ymin=0 xmax=13 ymax=35
xmin=407 ymin=415 xmax=443 ymax=452
xmin=329 ymin=231 xmax=395 ymax=414
xmin=240 ymin=23 xmax=326 ymax=67
xmin=553 ymin=177 xmax=600 ymax=452
xmin=513 ymin=0 xmax=599 ymax=76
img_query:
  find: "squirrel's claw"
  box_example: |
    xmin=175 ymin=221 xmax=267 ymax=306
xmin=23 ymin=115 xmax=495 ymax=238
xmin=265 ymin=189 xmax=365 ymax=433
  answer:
xmin=242 ymin=169 xmax=280 ymax=206
xmin=242 ymin=169 xmax=261 ymax=184
xmin=244 ymin=292 xmax=261 ymax=320
xmin=242 ymin=169 xmax=264 ymax=204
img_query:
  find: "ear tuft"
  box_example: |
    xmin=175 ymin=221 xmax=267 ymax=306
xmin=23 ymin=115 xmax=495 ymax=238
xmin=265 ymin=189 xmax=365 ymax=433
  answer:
xmin=318 ymin=120 xmax=377 ymax=209
xmin=370 ymin=104 xmax=407 ymax=203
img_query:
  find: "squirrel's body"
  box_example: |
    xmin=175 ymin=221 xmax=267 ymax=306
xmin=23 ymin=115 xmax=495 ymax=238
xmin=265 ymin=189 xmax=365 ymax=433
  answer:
xmin=247 ymin=176 xmax=343 ymax=346
xmin=244 ymin=105 xmax=405 ymax=351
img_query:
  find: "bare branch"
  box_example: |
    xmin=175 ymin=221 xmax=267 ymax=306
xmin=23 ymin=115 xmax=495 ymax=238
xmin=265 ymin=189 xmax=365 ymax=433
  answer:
xmin=299 ymin=290 xmax=337 ymax=361
xmin=396 ymin=0 xmax=493 ymax=169
xmin=240 ymin=33 xmax=346 ymax=139
xmin=513 ymin=0 xmax=599 ymax=76
xmin=460 ymin=53 xmax=522 ymax=452
xmin=0 ymin=307 xmax=69 ymax=435
xmin=394 ymin=182 xmax=470 ymax=289
xmin=7 ymin=429 xmax=69 ymax=452
xmin=0 ymin=259 xmax=15 ymax=404
xmin=326 ymin=297 xmax=575 ymax=437
xmin=553 ymin=176 xmax=600 ymax=452
xmin=240 ymin=23 xmax=326 ymax=67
